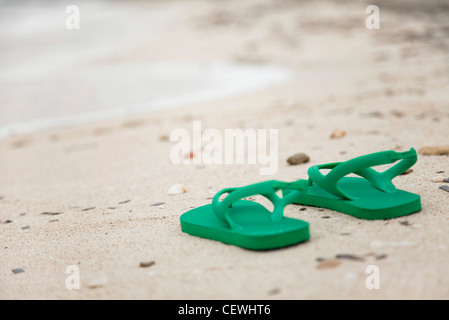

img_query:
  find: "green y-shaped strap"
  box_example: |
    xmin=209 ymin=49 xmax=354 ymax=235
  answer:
xmin=212 ymin=180 xmax=307 ymax=230
xmin=307 ymin=148 xmax=417 ymax=201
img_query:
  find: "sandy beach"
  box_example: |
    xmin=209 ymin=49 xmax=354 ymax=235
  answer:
xmin=1 ymin=0 xmax=449 ymax=299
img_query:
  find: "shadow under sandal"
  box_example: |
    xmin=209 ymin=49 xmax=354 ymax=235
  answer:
xmin=180 ymin=180 xmax=310 ymax=250
xmin=284 ymin=148 xmax=421 ymax=220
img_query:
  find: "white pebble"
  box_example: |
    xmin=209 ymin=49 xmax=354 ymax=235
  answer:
xmin=168 ymin=184 xmax=187 ymax=195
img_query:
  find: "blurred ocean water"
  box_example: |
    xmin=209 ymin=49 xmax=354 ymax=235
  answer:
xmin=0 ymin=1 xmax=292 ymax=137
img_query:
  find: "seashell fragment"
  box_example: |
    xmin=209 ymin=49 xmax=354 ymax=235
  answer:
xmin=330 ymin=130 xmax=346 ymax=139
xmin=168 ymin=184 xmax=187 ymax=195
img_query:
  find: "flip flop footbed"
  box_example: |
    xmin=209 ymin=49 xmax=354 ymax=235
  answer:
xmin=286 ymin=177 xmax=421 ymax=220
xmin=180 ymin=200 xmax=309 ymax=250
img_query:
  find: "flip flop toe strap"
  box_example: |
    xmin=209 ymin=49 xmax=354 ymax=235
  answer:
xmin=212 ymin=180 xmax=307 ymax=230
xmin=307 ymin=148 xmax=417 ymax=200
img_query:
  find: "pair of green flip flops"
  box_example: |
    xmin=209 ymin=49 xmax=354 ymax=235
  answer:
xmin=180 ymin=148 xmax=421 ymax=250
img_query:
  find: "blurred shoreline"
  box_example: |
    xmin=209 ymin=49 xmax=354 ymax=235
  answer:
xmin=0 ymin=60 xmax=292 ymax=138
xmin=0 ymin=1 xmax=291 ymax=138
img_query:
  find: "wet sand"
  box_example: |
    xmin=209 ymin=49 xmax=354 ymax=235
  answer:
xmin=1 ymin=0 xmax=449 ymax=299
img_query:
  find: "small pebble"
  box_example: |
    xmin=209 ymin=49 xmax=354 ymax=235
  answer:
xmin=12 ymin=268 xmax=25 ymax=274
xmin=330 ymin=130 xmax=346 ymax=139
xmin=400 ymin=169 xmax=413 ymax=175
xmin=316 ymin=259 xmax=342 ymax=270
xmin=336 ymin=254 xmax=365 ymax=262
xmin=431 ymin=177 xmax=447 ymax=183
xmin=3 ymin=219 xmax=14 ymax=224
xmin=41 ymin=212 xmax=62 ymax=216
xmin=21 ymin=226 xmax=30 ymax=230
xmin=150 ymin=202 xmax=165 ymax=207
xmin=400 ymin=221 xmax=411 ymax=226
xmin=375 ymin=254 xmax=387 ymax=260
xmin=390 ymin=110 xmax=404 ymax=117
xmin=49 ymin=219 xmax=59 ymax=222
xmin=286 ymin=153 xmax=310 ymax=165
xmin=268 ymin=288 xmax=281 ymax=295
xmin=419 ymin=146 xmax=449 ymax=155
xmin=139 ymin=261 xmax=156 ymax=268
xmin=118 ymin=200 xmax=131 ymax=204
xmin=321 ymin=216 xmax=331 ymax=219
xmin=440 ymin=185 xmax=449 ymax=193
xmin=168 ymin=184 xmax=187 ymax=195
xmin=159 ymin=134 xmax=170 ymax=142
xmin=361 ymin=111 xmax=383 ymax=118
xmin=436 ymin=171 xmax=445 ymax=174
xmin=81 ymin=207 xmax=95 ymax=212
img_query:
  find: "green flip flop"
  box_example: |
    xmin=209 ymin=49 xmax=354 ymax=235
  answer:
xmin=284 ymin=148 xmax=421 ymax=220
xmin=180 ymin=180 xmax=310 ymax=250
